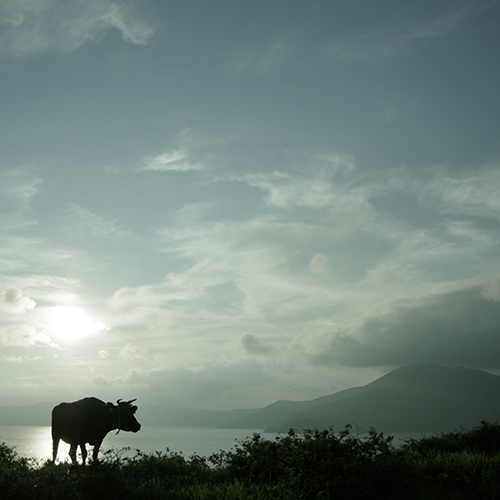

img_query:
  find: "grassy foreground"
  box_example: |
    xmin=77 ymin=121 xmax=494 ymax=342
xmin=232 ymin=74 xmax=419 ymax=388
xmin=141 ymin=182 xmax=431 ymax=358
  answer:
xmin=1 ymin=421 xmax=500 ymax=499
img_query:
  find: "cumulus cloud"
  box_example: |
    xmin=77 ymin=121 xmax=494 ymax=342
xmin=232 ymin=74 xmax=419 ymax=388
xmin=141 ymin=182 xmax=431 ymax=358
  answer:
xmin=310 ymin=284 xmax=500 ymax=369
xmin=0 ymin=0 xmax=156 ymax=58
xmin=118 ymin=343 xmax=157 ymax=362
xmin=1 ymin=324 xmax=58 ymax=348
xmin=0 ymin=287 xmax=36 ymax=314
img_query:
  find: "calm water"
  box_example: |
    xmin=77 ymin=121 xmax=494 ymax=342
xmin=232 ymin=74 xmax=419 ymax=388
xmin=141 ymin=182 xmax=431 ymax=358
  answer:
xmin=0 ymin=425 xmax=273 ymax=462
xmin=0 ymin=425 xmax=429 ymax=463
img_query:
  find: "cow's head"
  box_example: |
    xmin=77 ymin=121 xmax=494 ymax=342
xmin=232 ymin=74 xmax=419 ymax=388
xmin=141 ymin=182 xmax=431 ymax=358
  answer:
xmin=107 ymin=399 xmax=141 ymax=433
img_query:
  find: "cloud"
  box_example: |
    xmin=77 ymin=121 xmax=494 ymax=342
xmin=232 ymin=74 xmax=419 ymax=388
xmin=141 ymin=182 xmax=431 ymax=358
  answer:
xmin=326 ymin=5 xmax=472 ymax=64
xmin=0 ymin=287 xmax=36 ymax=314
xmin=0 ymin=168 xmax=41 ymax=207
xmin=226 ymin=34 xmax=296 ymax=75
xmin=140 ymin=128 xmax=237 ymax=174
xmin=240 ymin=153 xmax=377 ymax=216
xmin=309 ymin=284 xmax=500 ymax=369
xmin=150 ymin=213 xmax=401 ymax=330
xmin=1 ymin=324 xmax=58 ymax=348
xmin=308 ymin=253 xmax=331 ymax=276
xmin=241 ymin=333 xmax=273 ymax=355
xmin=142 ymin=150 xmax=205 ymax=172
xmin=65 ymin=205 xmax=131 ymax=240
xmin=124 ymin=359 xmax=271 ymax=408
xmin=118 ymin=342 xmax=158 ymax=363
xmin=482 ymin=274 xmax=500 ymax=302
xmin=2 ymin=355 xmax=42 ymax=363
xmin=421 ymin=165 xmax=500 ymax=220
xmin=0 ymin=0 xmax=156 ymax=58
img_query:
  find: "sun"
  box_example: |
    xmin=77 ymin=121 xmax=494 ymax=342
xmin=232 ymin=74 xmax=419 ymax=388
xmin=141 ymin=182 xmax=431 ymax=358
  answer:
xmin=47 ymin=306 xmax=109 ymax=343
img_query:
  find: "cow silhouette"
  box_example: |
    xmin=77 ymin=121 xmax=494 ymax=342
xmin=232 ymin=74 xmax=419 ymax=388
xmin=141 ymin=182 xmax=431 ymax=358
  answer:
xmin=52 ymin=397 xmax=141 ymax=464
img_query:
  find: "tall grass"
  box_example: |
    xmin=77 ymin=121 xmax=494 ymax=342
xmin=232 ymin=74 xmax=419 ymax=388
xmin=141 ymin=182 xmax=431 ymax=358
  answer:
xmin=1 ymin=421 xmax=499 ymax=499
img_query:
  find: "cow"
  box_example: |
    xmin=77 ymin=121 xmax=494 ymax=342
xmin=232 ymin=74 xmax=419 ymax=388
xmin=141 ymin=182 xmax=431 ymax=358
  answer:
xmin=52 ymin=397 xmax=141 ymax=465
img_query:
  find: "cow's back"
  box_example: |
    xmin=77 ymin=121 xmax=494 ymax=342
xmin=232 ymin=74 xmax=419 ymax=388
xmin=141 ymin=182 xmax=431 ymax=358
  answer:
xmin=52 ymin=397 xmax=110 ymax=446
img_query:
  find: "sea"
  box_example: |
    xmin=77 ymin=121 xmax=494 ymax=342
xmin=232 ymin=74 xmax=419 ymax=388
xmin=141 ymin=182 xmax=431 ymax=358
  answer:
xmin=0 ymin=425 xmax=430 ymax=463
xmin=0 ymin=425 xmax=275 ymax=462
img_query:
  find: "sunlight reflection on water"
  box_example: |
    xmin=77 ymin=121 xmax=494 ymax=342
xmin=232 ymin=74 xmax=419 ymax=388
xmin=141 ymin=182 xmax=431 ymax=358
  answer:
xmin=0 ymin=425 xmax=271 ymax=462
xmin=0 ymin=425 xmax=430 ymax=463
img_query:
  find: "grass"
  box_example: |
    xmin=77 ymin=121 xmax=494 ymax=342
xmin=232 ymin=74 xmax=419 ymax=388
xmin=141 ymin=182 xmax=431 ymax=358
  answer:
xmin=1 ymin=421 xmax=500 ymax=499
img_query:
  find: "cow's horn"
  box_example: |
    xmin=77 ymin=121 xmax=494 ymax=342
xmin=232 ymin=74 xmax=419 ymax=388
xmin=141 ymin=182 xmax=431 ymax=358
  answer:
xmin=126 ymin=398 xmax=137 ymax=405
xmin=116 ymin=399 xmax=122 ymax=405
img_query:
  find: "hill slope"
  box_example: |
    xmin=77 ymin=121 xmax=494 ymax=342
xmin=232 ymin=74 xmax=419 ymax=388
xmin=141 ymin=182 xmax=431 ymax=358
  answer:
xmin=222 ymin=364 xmax=500 ymax=433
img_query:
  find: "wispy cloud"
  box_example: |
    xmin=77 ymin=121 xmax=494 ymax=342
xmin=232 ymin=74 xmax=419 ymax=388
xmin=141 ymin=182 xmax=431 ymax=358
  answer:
xmin=420 ymin=165 xmax=500 ymax=220
xmin=326 ymin=5 xmax=472 ymax=64
xmin=0 ymin=168 xmax=41 ymax=207
xmin=0 ymin=0 xmax=157 ymax=58
xmin=240 ymin=153 xmax=376 ymax=217
xmin=140 ymin=128 xmax=235 ymax=173
xmin=141 ymin=150 xmax=206 ymax=172
xmin=65 ymin=205 xmax=131 ymax=240
xmin=226 ymin=34 xmax=297 ymax=75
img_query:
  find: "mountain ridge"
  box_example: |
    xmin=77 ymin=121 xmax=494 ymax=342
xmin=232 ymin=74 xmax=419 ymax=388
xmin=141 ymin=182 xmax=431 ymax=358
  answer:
xmin=263 ymin=364 xmax=500 ymax=433
xmin=1 ymin=364 xmax=499 ymax=433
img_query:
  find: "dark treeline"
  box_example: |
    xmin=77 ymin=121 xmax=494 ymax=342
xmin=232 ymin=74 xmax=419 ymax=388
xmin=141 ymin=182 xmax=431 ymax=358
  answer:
xmin=1 ymin=421 xmax=500 ymax=499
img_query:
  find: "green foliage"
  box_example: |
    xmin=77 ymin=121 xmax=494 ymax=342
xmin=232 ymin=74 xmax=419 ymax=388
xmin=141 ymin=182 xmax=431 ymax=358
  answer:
xmin=1 ymin=422 xmax=500 ymax=499
xmin=402 ymin=420 xmax=500 ymax=455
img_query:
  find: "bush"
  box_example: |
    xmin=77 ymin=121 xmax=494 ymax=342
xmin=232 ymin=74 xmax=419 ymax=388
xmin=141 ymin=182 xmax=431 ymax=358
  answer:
xmin=1 ymin=422 xmax=500 ymax=499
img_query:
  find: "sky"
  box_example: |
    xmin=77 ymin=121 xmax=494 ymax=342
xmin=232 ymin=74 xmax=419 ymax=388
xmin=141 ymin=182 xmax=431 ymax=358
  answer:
xmin=1 ymin=0 xmax=500 ymax=410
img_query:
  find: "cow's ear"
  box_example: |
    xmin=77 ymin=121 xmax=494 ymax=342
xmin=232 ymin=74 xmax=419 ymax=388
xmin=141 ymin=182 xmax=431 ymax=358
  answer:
xmin=106 ymin=402 xmax=114 ymax=411
xmin=132 ymin=405 xmax=138 ymax=412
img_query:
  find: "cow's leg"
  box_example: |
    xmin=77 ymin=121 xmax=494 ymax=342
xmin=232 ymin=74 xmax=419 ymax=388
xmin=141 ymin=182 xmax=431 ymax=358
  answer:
xmin=92 ymin=441 xmax=102 ymax=462
xmin=52 ymin=437 xmax=59 ymax=463
xmin=80 ymin=443 xmax=87 ymax=465
xmin=69 ymin=444 xmax=78 ymax=464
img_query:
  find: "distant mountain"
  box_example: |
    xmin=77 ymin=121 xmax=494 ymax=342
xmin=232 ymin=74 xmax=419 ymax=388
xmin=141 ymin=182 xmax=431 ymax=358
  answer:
xmin=2 ymin=365 xmax=499 ymax=434
xmin=217 ymin=386 xmax=366 ymax=430
xmin=220 ymin=364 xmax=500 ymax=434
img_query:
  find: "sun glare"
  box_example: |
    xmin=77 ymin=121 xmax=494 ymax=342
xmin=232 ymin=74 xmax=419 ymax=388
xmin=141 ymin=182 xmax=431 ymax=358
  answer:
xmin=47 ymin=306 xmax=109 ymax=343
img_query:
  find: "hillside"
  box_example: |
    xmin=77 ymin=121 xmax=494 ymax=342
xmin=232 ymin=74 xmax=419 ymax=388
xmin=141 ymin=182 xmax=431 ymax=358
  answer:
xmin=217 ymin=386 xmax=366 ymax=430
xmin=2 ymin=364 xmax=499 ymax=433
xmin=222 ymin=364 xmax=500 ymax=433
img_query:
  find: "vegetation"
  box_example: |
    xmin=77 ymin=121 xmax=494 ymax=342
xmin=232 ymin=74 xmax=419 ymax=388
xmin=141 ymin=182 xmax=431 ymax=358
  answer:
xmin=1 ymin=421 xmax=500 ymax=499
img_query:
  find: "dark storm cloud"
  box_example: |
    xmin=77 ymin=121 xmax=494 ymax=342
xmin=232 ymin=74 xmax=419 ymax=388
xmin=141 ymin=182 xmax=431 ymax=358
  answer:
xmin=313 ymin=281 xmax=500 ymax=369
